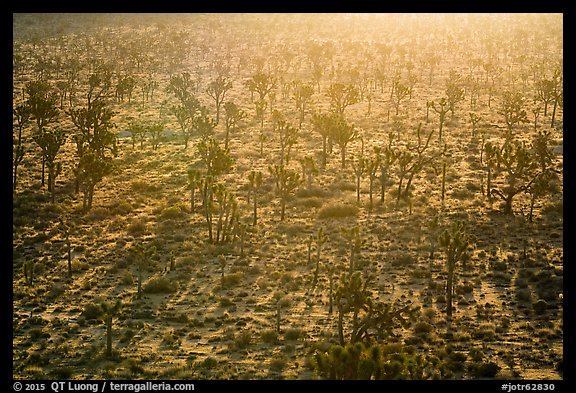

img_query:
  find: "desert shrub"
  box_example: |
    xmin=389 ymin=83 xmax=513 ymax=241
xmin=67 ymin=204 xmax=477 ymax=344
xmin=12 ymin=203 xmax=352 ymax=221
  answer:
xmin=514 ymin=276 xmax=528 ymax=289
xmin=541 ymin=200 xmax=563 ymax=216
xmin=284 ymin=328 xmax=304 ymax=341
xmin=516 ymin=288 xmax=531 ymax=302
xmin=29 ymin=328 xmax=50 ymax=340
xmin=317 ymin=203 xmax=359 ymax=219
xmin=269 ymin=355 xmax=288 ymax=372
xmin=86 ymin=206 xmax=114 ymax=221
xmin=450 ymin=188 xmax=473 ymax=200
xmin=51 ymin=366 xmax=74 ymax=379
xmin=234 ymin=329 xmax=253 ymax=349
xmin=131 ymin=180 xmax=161 ymax=194
xmin=533 ymin=299 xmax=548 ymax=315
xmin=469 ymin=360 xmax=500 ymax=378
xmin=219 ymin=297 xmax=234 ymax=307
xmin=22 ymin=366 xmax=48 ymax=379
xmin=492 ymin=260 xmax=507 ymax=271
xmin=296 ymin=187 xmax=330 ymax=198
xmin=222 ymin=272 xmax=244 ymax=288
xmin=472 ymin=323 xmax=497 ymax=341
xmin=261 ymin=329 xmax=280 ymax=344
xmin=111 ymin=200 xmax=133 ymax=215
xmin=127 ymin=219 xmax=147 ymax=235
xmin=160 ymin=205 xmax=185 ymax=220
xmin=296 ymin=196 xmax=324 ymax=208
xmin=413 ymin=321 xmax=433 ymax=335
xmin=456 ymin=282 xmax=474 ymax=295
xmin=162 ymin=330 xmax=181 ymax=349
xmin=198 ymin=356 xmax=218 ymax=370
xmin=422 ymin=308 xmax=437 ymax=323
xmin=81 ymin=303 xmax=104 ymax=321
xmin=120 ymin=271 xmax=134 ymax=286
xmin=392 ymin=253 xmax=416 ymax=267
xmin=143 ymin=276 xmax=177 ymax=294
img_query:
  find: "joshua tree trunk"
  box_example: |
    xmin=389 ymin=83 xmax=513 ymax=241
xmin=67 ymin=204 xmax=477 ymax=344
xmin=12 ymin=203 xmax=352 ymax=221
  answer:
xmin=337 ymin=303 xmax=344 ymax=346
xmin=441 ymin=162 xmax=446 ymax=207
xmin=67 ymin=238 xmax=72 ymax=278
xmin=106 ymin=314 xmax=113 ymax=357
xmin=253 ymin=190 xmax=258 ymax=226
xmin=446 ymin=258 xmax=455 ymax=321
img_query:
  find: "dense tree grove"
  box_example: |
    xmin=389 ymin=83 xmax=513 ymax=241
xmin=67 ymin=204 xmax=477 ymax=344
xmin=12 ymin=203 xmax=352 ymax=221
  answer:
xmin=13 ymin=13 xmax=563 ymax=381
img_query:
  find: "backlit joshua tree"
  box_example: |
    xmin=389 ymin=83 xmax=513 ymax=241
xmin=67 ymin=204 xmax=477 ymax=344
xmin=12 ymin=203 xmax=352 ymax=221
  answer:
xmin=438 ymin=221 xmax=475 ymax=322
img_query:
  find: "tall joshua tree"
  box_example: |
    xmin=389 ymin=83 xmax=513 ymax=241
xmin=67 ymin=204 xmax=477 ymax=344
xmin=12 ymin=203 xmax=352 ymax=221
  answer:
xmin=26 ymin=80 xmax=59 ymax=188
xmin=206 ymin=75 xmax=232 ymax=124
xmin=223 ymin=101 xmax=246 ymax=150
xmin=438 ymin=221 xmax=475 ymax=322
xmin=13 ymin=104 xmax=31 ymax=191
xmin=312 ymin=227 xmax=329 ymax=288
xmin=268 ymin=164 xmax=301 ymax=221
xmin=248 ymin=170 xmax=263 ymax=226
xmin=498 ymin=91 xmax=529 ymax=144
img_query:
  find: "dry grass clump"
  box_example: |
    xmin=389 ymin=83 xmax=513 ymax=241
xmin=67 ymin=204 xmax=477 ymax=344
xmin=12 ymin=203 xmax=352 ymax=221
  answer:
xmin=317 ymin=202 xmax=359 ymax=219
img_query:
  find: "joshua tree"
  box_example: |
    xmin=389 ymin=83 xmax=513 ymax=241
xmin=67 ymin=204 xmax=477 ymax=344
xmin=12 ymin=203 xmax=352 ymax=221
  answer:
xmin=498 ymin=91 xmax=529 ymax=144
xmin=33 ymin=128 xmax=67 ymax=203
xmin=430 ymin=97 xmax=449 ymax=143
xmin=276 ymin=118 xmax=299 ymax=165
xmin=268 ymin=164 xmax=301 ymax=221
xmin=445 ymin=70 xmax=465 ymax=118
xmin=68 ymin=99 xmax=118 ymax=200
xmin=490 ymin=140 xmax=538 ymax=215
xmin=292 ymin=80 xmax=315 ymax=127
xmin=468 ymin=112 xmax=482 ymax=139
xmin=366 ymin=150 xmax=381 ymax=212
xmin=245 ymin=71 xmax=277 ymax=103
xmin=438 ymin=221 xmax=475 ymax=322
xmin=330 ymin=114 xmax=358 ymax=169
xmin=351 ymin=154 xmax=366 ymax=203
xmin=311 ymin=111 xmax=333 ymax=169
xmin=395 ymin=124 xmax=439 ymax=207
xmin=549 ymin=66 xmax=563 ymax=128
xmin=13 ymin=103 xmax=31 ymax=191
xmin=223 ymin=101 xmax=246 ymax=150
xmin=299 ymin=155 xmax=319 ymax=190
xmin=375 ymin=134 xmax=397 ymax=206
xmin=326 ymin=82 xmax=359 ymax=115
xmin=76 ymin=152 xmax=114 ymax=211
xmin=58 ymin=218 xmax=74 ymax=279
xmin=392 ymin=80 xmax=410 ymax=116
xmin=187 ymin=169 xmax=201 ymax=213
xmin=527 ymin=170 xmax=560 ymax=223
xmin=25 ymin=80 xmax=60 ymax=188
xmin=531 ymin=129 xmax=555 ymax=173
xmin=312 ymin=227 xmax=329 ymax=288
xmin=101 ymin=300 xmax=122 ymax=358
xmin=248 ymin=170 xmax=263 ymax=226
xmin=206 ymin=75 xmax=232 ymax=124
xmin=341 ymin=226 xmax=366 ymax=275
xmin=483 ymin=141 xmax=499 ymax=205
xmin=334 ymin=271 xmax=418 ymax=346
xmin=148 ymin=121 xmax=164 ymax=151
xmin=535 ymin=78 xmax=556 ymax=117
